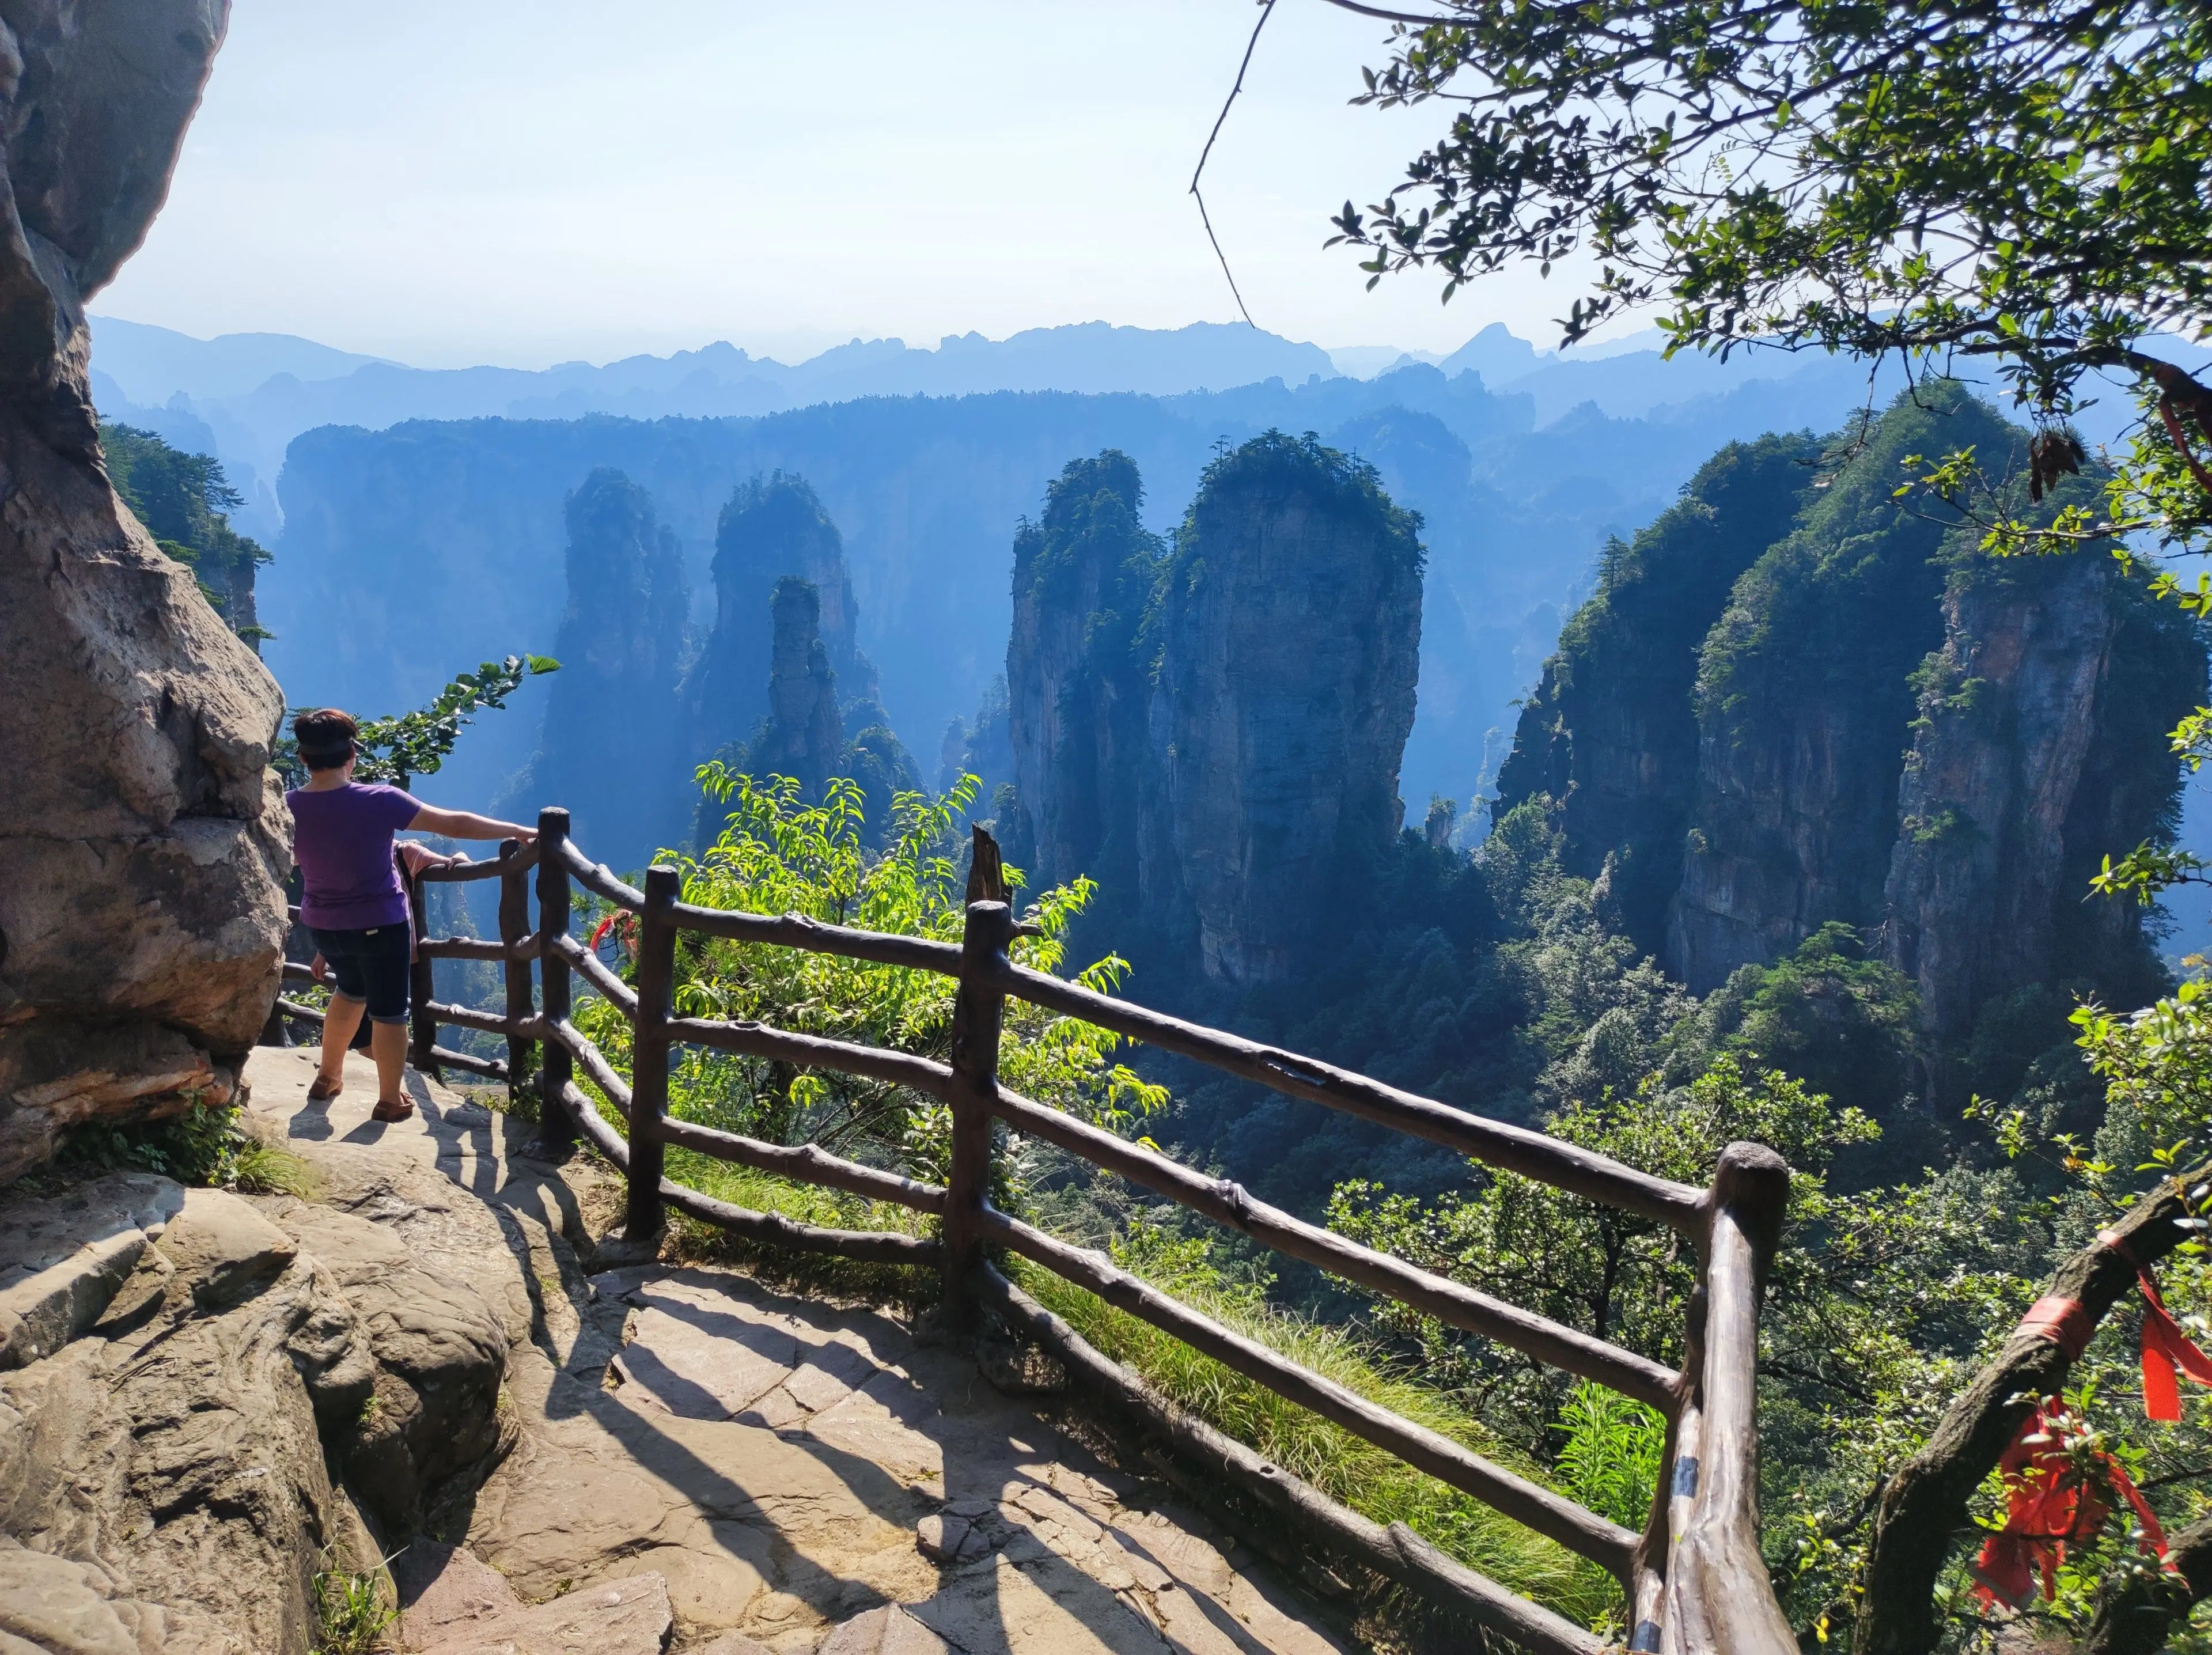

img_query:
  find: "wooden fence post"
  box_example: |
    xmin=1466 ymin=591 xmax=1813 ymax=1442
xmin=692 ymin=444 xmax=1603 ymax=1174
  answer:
xmin=535 ymin=807 xmax=575 ymax=1158
xmin=1664 ymin=1141 xmax=1793 ymax=1654
xmin=626 ymin=865 xmax=679 ymax=1242
xmin=943 ymin=828 xmax=1013 ymax=1328
xmin=406 ymin=865 xmax=439 ymax=1080
xmin=498 ymin=837 xmax=536 ymax=1110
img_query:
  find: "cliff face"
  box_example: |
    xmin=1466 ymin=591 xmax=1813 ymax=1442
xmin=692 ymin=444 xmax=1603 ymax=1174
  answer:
xmin=689 ymin=472 xmax=881 ymax=761
xmin=1000 ymin=435 xmax=1423 ymax=984
xmin=1145 ymin=433 xmax=1425 ymax=984
xmin=103 ymin=422 xmax=270 ymax=653
xmin=1885 ymin=546 xmax=2204 ymax=1049
xmin=0 ymin=1 xmax=293 ymax=1183
xmin=512 ymin=468 xmax=691 ymax=869
xmin=1494 ymin=433 xmax=1818 ymax=955
xmin=1491 ymin=382 xmax=2199 ymax=1063
xmin=1666 ymin=387 xmax=2013 ymax=989
xmin=749 ymin=577 xmax=846 ymax=800
xmin=1005 ymin=451 xmax=1164 ymax=893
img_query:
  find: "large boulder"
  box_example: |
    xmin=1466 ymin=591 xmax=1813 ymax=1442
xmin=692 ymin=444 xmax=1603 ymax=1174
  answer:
xmin=0 ymin=0 xmax=289 ymax=1185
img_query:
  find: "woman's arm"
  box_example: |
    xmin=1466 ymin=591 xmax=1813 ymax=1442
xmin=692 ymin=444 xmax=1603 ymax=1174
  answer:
xmin=408 ymin=804 xmax=538 ymax=843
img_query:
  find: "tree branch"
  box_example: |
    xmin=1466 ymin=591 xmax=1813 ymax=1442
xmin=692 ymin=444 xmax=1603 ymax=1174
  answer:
xmin=1853 ymin=1161 xmax=2212 ymax=1655
xmin=1191 ymin=0 xmax=1278 ymax=327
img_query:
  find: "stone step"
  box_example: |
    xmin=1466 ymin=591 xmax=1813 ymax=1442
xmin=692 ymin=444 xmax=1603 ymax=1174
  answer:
xmin=0 ymin=1171 xmax=185 ymax=1368
xmin=395 ymin=1539 xmax=672 ymax=1655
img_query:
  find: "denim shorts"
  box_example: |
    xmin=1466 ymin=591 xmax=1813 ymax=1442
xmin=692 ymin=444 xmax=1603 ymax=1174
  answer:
xmin=309 ymin=923 xmax=412 ymax=1024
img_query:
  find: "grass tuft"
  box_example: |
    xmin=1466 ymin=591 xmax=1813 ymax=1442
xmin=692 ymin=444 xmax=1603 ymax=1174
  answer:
xmin=234 ymin=1134 xmax=322 ymax=1199
xmin=1013 ymin=1255 xmax=1625 ymax=1633
xmin=309 ymin=1547 xmax=395 ymax=1655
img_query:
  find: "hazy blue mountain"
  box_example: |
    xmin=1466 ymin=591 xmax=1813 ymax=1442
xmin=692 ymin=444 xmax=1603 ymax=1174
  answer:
xmin=1436 ymin=322 xmax=1542 ymax=382
xmin=257 ymin=337 xmax=1944 ymax=847
xmin=90 ymin=316 xmax=390 ymax=402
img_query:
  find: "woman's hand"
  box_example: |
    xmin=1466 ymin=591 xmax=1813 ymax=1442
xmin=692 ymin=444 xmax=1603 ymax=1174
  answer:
xmin=310 ymin=952 xmax=329 ymax=983
xmin=395 ymin=840 xmax=455 ymax=877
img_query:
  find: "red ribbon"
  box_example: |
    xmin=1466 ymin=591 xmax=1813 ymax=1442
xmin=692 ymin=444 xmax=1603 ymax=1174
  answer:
xmin=2137 ymin=1269 xmax=2212 ymax=1422
xmin=1971 ymin=1402 xmax=2172 ymax=1611
xmin=2017 ymin=1295 xmax=2096 ymax=1361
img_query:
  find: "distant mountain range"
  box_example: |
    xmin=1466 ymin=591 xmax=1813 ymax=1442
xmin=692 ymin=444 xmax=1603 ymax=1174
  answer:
xmin=86 ymin=310 xmax=2212 ymax=944
xmin=87 ymin=313 xmax=1934 ymax=544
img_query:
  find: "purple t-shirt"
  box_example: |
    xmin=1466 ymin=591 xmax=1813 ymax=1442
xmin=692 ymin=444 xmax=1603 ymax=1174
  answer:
xmin=286 ymin=783 xmax=423 ymax=929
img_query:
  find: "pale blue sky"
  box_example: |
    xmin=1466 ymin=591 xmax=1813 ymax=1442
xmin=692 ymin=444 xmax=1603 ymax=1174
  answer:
xmin=100 ymin=2 xmax=1616 ymax=369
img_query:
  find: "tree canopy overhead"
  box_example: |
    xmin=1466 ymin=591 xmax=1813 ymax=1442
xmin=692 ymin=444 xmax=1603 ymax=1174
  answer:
xmin=1324 ymin=0 xmax=2212 ymax=550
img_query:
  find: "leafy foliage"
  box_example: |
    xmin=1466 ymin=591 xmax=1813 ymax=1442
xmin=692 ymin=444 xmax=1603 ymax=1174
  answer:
xmin=308 ymin=1548 xmax=395 ymax=1655
xmin=1015 ymin=1227 xmax=1628 ymax=1633
xmin=1327 ymin=0 xmax=2212 ymax=550
xmin=573 ymin=768 xmax=1165 ymax=1204
xmin=103 ymin=422 xmax=272 ymax=642
xmin=274 ymin=654 xmax=559 ymax=789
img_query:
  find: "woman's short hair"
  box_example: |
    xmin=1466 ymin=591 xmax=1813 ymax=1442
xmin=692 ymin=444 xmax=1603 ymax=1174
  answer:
xmin=293 ymin=708 xmax=359 ymax=772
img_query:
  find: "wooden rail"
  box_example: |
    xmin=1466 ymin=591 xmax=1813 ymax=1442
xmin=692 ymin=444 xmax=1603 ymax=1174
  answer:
xmin=293 ymin=807 xmax=1793 ymax=1652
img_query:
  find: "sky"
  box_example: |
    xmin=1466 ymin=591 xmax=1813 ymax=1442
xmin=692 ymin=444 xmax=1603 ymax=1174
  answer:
xmin=98 ymin=1 xmax=1624 ymax=370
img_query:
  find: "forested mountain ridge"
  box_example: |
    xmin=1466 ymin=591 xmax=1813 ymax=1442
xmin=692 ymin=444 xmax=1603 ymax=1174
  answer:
xmin=101 ymin=422 xmax=270 ymax=649
xmin=261 ymin=355 xmax=1883 ymax=831
xmin=1494 ymin=385 xmax=2206 ymax=1118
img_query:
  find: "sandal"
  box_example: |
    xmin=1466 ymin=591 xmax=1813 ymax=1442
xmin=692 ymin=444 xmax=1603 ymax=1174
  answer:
xmin=308 ymin=1074 xmax=343 ymax=1101
xmin=371 ymin=1098 xmax=415 ymax=1123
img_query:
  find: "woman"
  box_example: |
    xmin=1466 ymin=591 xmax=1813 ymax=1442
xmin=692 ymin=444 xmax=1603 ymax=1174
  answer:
xmin=286 ymin=708 xmax=539 ymax=1122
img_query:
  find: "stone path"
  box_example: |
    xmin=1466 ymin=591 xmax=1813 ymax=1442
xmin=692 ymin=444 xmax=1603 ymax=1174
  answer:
xmin=243 ymin=1046 xmax=1355 ymax=1655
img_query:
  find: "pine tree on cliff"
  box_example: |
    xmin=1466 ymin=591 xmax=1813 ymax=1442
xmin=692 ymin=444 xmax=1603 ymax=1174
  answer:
xmin=688 ymin=471 xmax=885 ymax=762
xmin=103 ymin=422 xmax=272 ymax=652
xmin=1143 ymin=430 xmax=1424 ymax=984
xmin=1668 ymin=385 xmax=2017 ymax=990
xmin=505 ymin=468 xmax=690 ymax=870
xmin=1004 ymin=450 xmax=1165 ymax=893
xmin=1494 ymin=431 xmax=1820 ymax=957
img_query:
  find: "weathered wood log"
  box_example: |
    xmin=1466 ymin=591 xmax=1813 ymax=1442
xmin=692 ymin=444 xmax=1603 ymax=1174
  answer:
xmin=405 ymin=868 xmax=438 ymax=1077
xmin=274 ymin=995 xmax=324 ymax=1024
xmin=556 ymin=839 xmax=645 ymax=910
xmin=1630 ymin=1292 xmax=1705 ymax=1655
xmin=655 ymin=1115 xmax=946 ymax=1214
xmin=969 ymin=1262 xmax=1608 ymax=1655
xmin=2086 ymin=1506 xmax=2212 ymax=1654
xmin=423 ymin=1043 xmax=507 ymax=1080
xmin=534 ymin=808 xmax=577 ymax=1158
xmin=671 ymin=899 xmax=964 ymax=976
xmin=557 ymin=1077 xmax=630 ymax=1166
xmin=992 ymin=1086 xmax=1677 ymax=1410
xmin=550 ymin=930 xmax=639 ymax=1017
xmin=546 ymin=1016 xmax=632 ymax=1110
xmin=667 ymin=1014 xmax=953 ymax=1100
xmin=419 ymin=999 xmax=527 ymax=1038
xmin=993 ymin=960 xmax=1705 ymax=1232
xmin=418 ymin=841 xmax=536 ymax=882
xmin=554 ymin=1082 xmax=940 ymax=1266
xmin=1662 ymin=1143 xmax=1795 ymax=1655
xmin=974 ymin=1203 xmax=1637 ymax=1578
xmin=941 ymin=887 xmax=1012 ymax=1329
xmin=416 ymin=936 xmax=540 ymax=963
xmin=624 ymin=868 xmax=679 ymax=1241
xmin=660 ymin=1175 xmax=942 ymax=1266
xmin=1855 ymin=1161 xmax=2212 ymax=1655
xmin=498 ymin=840 xmax=536 ymax=1108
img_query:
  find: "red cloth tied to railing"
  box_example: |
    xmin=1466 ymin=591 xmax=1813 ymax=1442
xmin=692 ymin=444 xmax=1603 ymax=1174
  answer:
xmin=1971 ymin=1402 xmax=2171 ymax=1610
xmin=588 ymin=911 xmax=638 ymax=957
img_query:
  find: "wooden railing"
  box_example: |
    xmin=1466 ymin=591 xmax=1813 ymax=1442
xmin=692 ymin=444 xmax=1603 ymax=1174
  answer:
xmin=274 ymin=806 xmax=1796 ymax=1653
